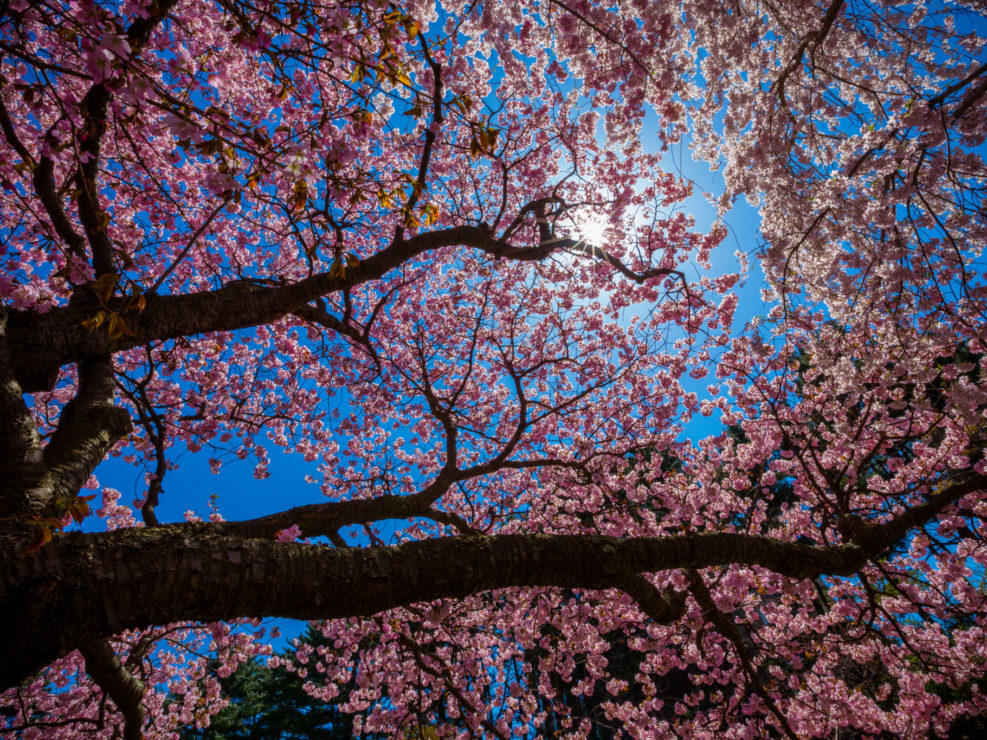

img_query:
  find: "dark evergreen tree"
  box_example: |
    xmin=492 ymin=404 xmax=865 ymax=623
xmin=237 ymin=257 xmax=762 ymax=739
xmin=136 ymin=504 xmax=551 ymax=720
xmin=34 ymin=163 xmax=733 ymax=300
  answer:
xmin=180 ymin=627 xmax=383 ymax=740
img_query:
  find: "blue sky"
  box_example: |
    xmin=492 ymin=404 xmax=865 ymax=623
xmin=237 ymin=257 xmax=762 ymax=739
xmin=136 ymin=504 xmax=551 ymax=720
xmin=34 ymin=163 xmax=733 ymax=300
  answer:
xmin=80 ymin=17 xmax=772 ymax=651
xmin=87 ymin=118 xmax=768 ymax=648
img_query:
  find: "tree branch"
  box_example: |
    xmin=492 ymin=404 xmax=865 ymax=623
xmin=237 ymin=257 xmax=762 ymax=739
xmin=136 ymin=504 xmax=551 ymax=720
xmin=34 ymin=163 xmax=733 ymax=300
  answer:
xmin=205 ymin=493 xmax=435 ymax=539
xmin=76 ymin=0 xmax=181 ymax=276
xmin=852 ymin=472 xmax=987 ymax=553
xmin=4 ymin=459 xmax=980 ymax=689
xmin=0 ymin=94 xmax=89 ymax=264
xmin=292 ymin=301 xmax=379 ymax=365
xmin=78 ymin=638 xmax=146 ymax=740
xmin=6 ymin=205 xmax=684 ymax=392
xmin=929 ymin=61 xmax=987 ymax=110
xmin=42 ymin=356 xmax=132 ymax=504
xmin=772 ymin=0 xmax=846 ymax=109
xmin=686 ymin=570 xmax=798 ymax=740
xmin=617 ymin=573 xmax=686 ymax=625
xmin=0 ymin=529 xmax=876 ymax=688
xmin=394 ymin=28 xmax=442 ymax=241
xmin=6 ymin=224 xmax=501 ymax=391
xmin=0 ymin=307 xmax=51 ymax=519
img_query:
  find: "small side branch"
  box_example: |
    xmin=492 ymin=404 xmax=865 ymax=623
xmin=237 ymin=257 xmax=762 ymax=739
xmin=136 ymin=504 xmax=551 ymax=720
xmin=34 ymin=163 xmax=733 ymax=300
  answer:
xmin=565 ymin=238 xmax=686 ymax=287
xmin=293 ymin=301 xmax=380 ymax=367
xmin=854 ymin=472 xmax=987 ymax=554
xmin=123 ymin=379 xmax=167 ymax=528
xmin=397 ymin=633 xmax=510 ymax=740
xmin=426 ymin=507 xmax=479 ymax=535
xmin=497 ymin=196 xmax=689 ymax=289
xmin=686 ymin=570 xmax=797 ymax=740
xmin=204 ymin=493 xmax=438 ymax=540
xmin=394 ymin=29 xmax=443 ymax=240
xmin=74 ymin=0 xmax=182 ymax=276
xmin=929 ymin=61 xmax=987 ymax=110
xmin=0 ymin=95 xmax=89 ymax=264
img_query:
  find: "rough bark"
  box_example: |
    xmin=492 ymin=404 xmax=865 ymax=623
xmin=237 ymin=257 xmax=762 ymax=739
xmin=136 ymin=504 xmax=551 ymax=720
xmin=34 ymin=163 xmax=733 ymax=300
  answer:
xmin=0 ymin=307 xmax=52 ymax=518
xmin=78 ymin=638 xmax=145 ymax=740
xmin=0 ymin=527 xmax=872 ymax=690
xmin=4 ymin=226 xmax=668 ymax=392
xmin=43 ymin=357 xmax=132 ymax=504
xmin=5 ymin=226 xmax=499 ymax=391
xmin=5 ymin=465 xmax=979 ymax=691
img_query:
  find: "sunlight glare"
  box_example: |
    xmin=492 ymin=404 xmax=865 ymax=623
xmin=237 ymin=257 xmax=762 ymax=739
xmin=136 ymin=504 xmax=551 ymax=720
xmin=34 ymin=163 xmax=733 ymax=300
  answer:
xmin=572 ymin=210 xmax=608 ymax=247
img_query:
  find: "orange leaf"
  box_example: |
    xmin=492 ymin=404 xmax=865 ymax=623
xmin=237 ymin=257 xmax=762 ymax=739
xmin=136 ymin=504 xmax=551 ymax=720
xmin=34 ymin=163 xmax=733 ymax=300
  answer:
xmin=23 ymin=518 xmax=58 ymax=555
xmin=126 ymin=292 xmax=147 ymax=312
xmin=93 ymin=273 xmax=119 ymax=303
xmin=80 ymin=310 xmax=107 ymax=332
xmin=66 ymin=495 xmax=95 ymax=525
xmin=107 ymin=313 xmax=134 ymax=341
xmin=290 ymin=180 xmax=308 ymax=214
xmin=329 ymin=256 xmax=345 ymax=279
xmin=422 ymin=204 xmax=439 ymax=226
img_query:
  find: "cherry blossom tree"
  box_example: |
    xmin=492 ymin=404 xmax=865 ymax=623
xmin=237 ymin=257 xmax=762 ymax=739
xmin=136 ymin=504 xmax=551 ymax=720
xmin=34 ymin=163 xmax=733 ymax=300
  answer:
xmin=1 ymin=0 xmax=986 ymax=737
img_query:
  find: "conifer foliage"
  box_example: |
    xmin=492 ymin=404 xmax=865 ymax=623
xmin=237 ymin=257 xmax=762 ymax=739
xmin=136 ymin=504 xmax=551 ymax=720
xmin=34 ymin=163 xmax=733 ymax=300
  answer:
xmin=1 ymin=0 xmax=986 ymax=736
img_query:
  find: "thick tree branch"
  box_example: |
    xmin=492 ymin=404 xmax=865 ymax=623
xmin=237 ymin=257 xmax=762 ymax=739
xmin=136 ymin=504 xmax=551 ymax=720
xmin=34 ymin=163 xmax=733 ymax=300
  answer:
xmin=6 ymin=213 xmax=681 ymax=392
xmin=78 ymin=638 xmax=146 ymax=740
xmin=6 ymin=224 xmax=500 ymax=391
xmin=0 ymin=307 xmax=51 ymax=519
xmin=4 ymin=456 xmax=981 ymax=689
xmin=42 ymin=356 xmax=132 ymax=504
xmin=204 ymin=452 xmax=586 ymax=540
xmin=0 ymin=529 xmax=875 ymax=688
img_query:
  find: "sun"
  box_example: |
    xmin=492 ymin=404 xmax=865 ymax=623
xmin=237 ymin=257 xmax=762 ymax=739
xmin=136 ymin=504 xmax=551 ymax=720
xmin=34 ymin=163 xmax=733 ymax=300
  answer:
xmin=571 ymin=210 xmax=608 ymax=247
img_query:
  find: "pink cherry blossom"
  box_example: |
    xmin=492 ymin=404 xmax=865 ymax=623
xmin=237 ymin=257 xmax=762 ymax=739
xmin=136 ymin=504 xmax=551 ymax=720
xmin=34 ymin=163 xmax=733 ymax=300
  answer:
xmin=1 ymin=0 xmax=986 ymax=737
